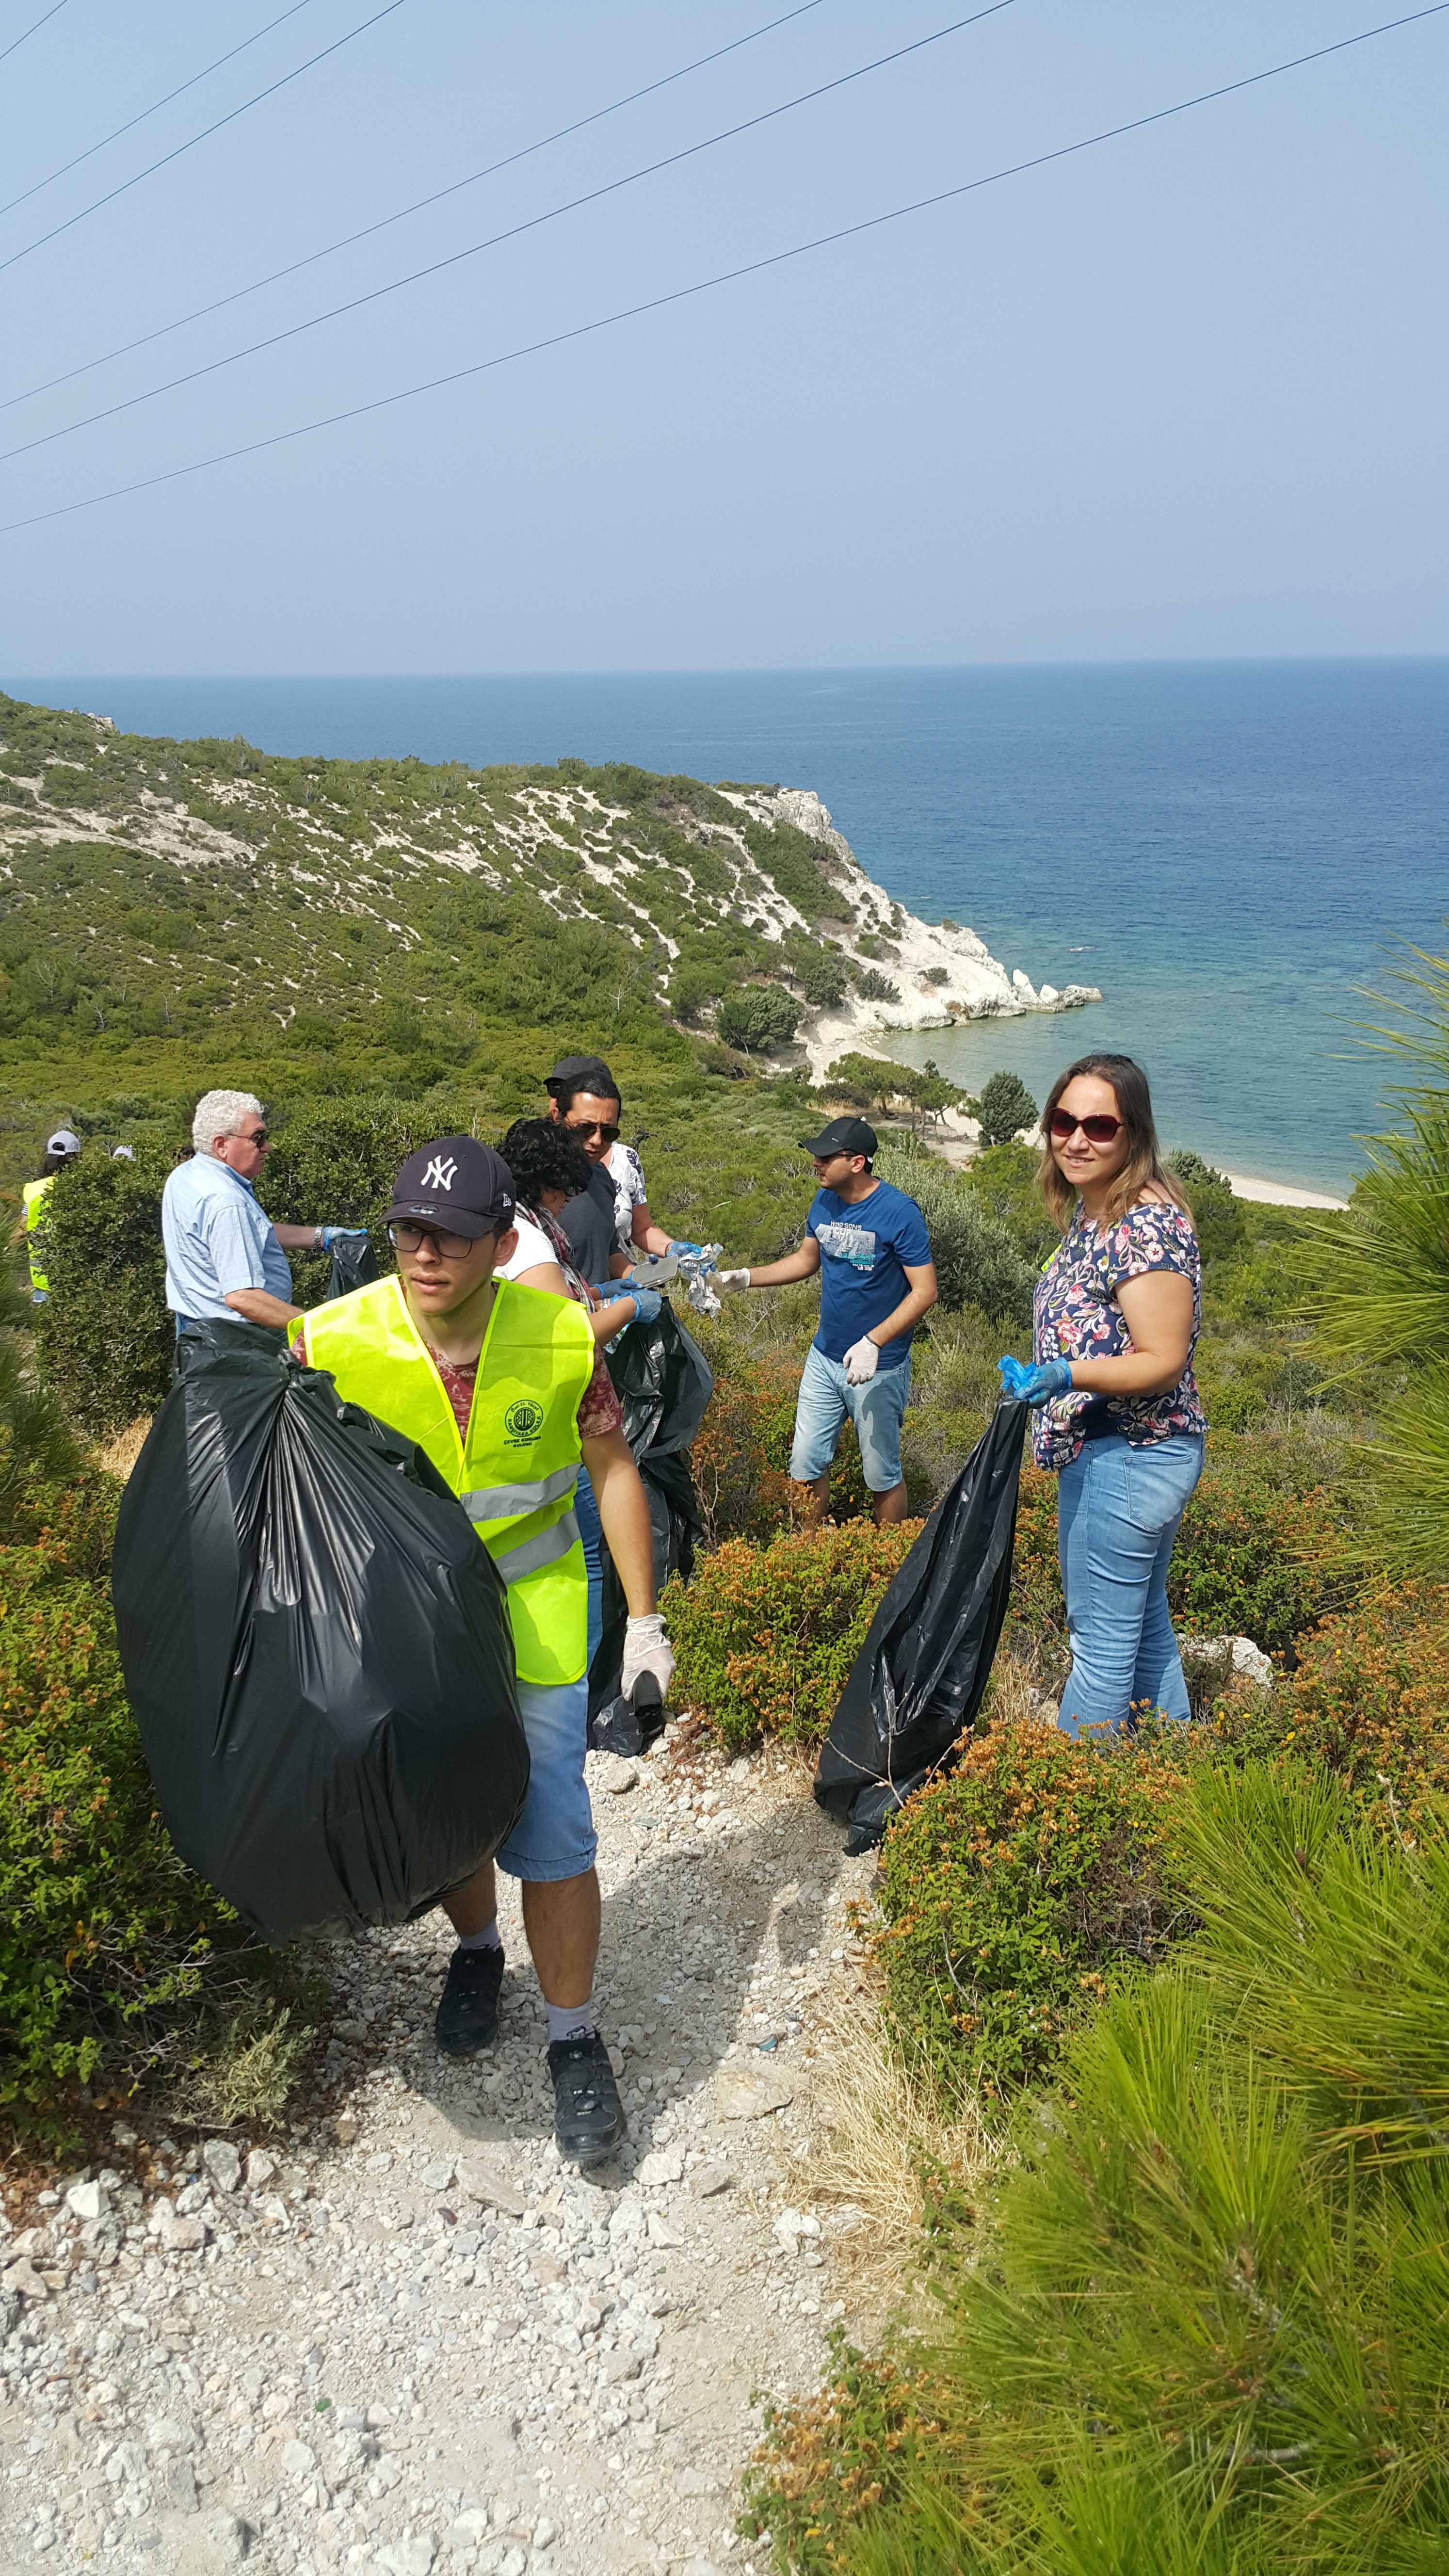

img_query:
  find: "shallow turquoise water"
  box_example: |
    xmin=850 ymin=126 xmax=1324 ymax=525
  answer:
xmin=8 ymin=660 xmax=1447 ymax=1192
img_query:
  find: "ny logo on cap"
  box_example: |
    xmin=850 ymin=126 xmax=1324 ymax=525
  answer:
xmin=422 ymin=1154 xmax=458 ymax=1192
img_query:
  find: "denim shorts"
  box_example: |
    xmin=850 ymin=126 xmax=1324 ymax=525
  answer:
xmin=789 ymin=1342 xmax=911 ymax=1492
xmin=492 ymin=1676 xmax=597 ymax=1884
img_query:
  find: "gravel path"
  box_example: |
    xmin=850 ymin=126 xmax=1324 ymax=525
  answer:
xmin=1 ymin=1720 xmax=877 ymax=2576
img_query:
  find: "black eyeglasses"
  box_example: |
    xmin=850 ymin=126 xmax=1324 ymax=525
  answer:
xmin=564 ymin=1117 xmax=619 ymax=1145
xmin=389 ymin=1221 xmax=483 ymax=1259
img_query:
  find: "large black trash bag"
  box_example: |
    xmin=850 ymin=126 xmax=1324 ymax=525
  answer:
xmin=112 ymin=1316 xmax=528 ymax=1944
xmin=587 ymin=1302 xmax=710 ymax=1755
xmin=327 ymin=1230 xmax=379 ymax=1299
xmin=814 ymin=1400 xmax=1028 ymax=1855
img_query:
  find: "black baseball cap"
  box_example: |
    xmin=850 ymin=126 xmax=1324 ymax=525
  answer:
xmin=545 ymin=1053 xmax=619 ymax=1101
xmin=799 ymin=1115 xmax=878 ymax=1160
xmin=385 ymin=1136 xmax=515 ymax=1239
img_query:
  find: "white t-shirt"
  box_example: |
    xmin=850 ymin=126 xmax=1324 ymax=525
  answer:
xmin=607 ymin=1141 xmax=648 ymax=1250
xmin=498 ymin=1214 xmax=560 ymax=1281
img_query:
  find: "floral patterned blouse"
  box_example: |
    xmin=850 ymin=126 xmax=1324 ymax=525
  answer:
xmin=1031 ymin=1195 xmax=1206 ymax=1470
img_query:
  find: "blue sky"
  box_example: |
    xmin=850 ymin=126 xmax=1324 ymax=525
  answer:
xmin=0 ymin=0 xmax=1445 ymax=673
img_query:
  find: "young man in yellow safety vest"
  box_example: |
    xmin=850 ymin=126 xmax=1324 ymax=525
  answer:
xmin=300 ymin=1136 xmax=674 ymax=2167
xmin=20 ymin=1127 xmax=81 ymax=1300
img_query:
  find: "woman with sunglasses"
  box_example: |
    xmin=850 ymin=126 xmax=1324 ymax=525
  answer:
xmin=998 ymin=1052 xmax=1206 ymax=1735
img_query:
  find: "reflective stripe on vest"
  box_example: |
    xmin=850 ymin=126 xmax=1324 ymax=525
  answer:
xmin=460 ymin=1461 xmax=580 ymax=1523
xmin=22 ymin=1175 xmax=53 ymax=1296
xmin=299 ymin=1271 xmax=595 ymax=1688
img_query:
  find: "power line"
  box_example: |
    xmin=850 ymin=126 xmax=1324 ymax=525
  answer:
xmin=0 ymin=0 xmax=311 ymax=218
xmin=0 ymin=0 xmax=66 ymax=72
xmin=0 ymin=0 xmax=406 ymax=277
xmin=3 ymin=0 xmax=1444 ymax=542
xmin=0 ymin=1 xmax=1017 ymax=467
xmin=0 ymin=0 xmax=831 ymax=419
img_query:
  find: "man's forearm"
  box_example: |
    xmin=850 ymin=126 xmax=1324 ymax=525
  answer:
xmin=224 ymin=1287 xmax=304 ymax=1327
xmin=274 ymin=1223 xmax=323 ymax=1253
xmin=583 ymin=1433 xmax=656 ymax=1615
xmin=738 ymin=1246 xmax=819 ymax=1288
xmin=868 ymin=1288 xmax=936 ymax=1347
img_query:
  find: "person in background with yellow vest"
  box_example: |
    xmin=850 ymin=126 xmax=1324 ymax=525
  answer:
xmin=21 ymin=1128 xmax=81 ymax=1300
xmin=300 ymin=1136 xmax=674 ymax=2168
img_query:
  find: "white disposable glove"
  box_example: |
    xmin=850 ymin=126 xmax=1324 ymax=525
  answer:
xmin=714 ymin=1268 xmax=751 ymax=1291
xmin=843 ymin=1336 xmax=880 ymax=1386
xmin=621 ymin=1612 xmax=676 ymax=1702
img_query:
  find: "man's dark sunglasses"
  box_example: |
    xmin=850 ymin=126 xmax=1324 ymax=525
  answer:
xmin=242 ymin=1127 xmax=268 ymax=1147
xmin=564 ymin=1116 xmax=619 ymax=1145
xmin=1048 ymin=1109 xmax=1123 ymax=1143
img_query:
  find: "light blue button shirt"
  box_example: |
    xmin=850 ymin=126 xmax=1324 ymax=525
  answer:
xmin=161 ymin=1153 xmax=293 ymax=1322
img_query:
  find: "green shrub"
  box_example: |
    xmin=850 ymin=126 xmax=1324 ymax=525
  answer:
xmin=959 ymin=1139 xmax=1059 ymax=1267
xmin=0 ymin=1473 xmax=248 ymax=2137
xmin=716 ymin=984 xmax=801 ymax=1054
xmin=664 ymin=1520 xmax=915 ymax=1749
xmin=970 ymin=1069 xmax=1036 ymax=1147
xmin=853 ymin=967 xmax=902 ymax=1005
xmin=872 ymin=1715 xmax=1194 ymax=2099
xmin=824 ymin=1052 xmax=902 ymax=1111
xmin=874 ymin=1144 xmax=1035 ymax=1330
xmin=740 ymin=2331 xmax=946 ymax=2576
xmin=1268 ymin=1579 xmax=1449 ymax=1834
xmin=1166 ymin=1146 xmax=1245 ymax=1264
xmin=32 ymin=1143 xmax=174 ymax=1436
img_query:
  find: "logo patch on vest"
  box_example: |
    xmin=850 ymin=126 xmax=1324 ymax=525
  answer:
xmin=503 ymin=1397 xmax=545 ymax=1447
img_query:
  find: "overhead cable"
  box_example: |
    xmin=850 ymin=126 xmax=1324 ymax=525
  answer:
xmin=0 ymin=0 xmax=831 ymax=418
xmin=0 ymin=0 xmax=311 ymax=218
xmin=0 ymin=1 xmax=67 ymax=72
xmin=3 ymin=0 xmax=1445 ymax=540
xmin=0 ymin=0 xmax=1018 ymax=466
xmin=0 ymin=0 xmax=406 ymax=277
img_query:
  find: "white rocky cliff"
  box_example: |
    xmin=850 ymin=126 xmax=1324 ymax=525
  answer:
xmin=718 ymin=787 xmax=1101 ymax=1075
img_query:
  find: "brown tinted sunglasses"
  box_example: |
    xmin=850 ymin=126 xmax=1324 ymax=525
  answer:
xmin=1048 ymin=1109 xmax=1123 ymax=1143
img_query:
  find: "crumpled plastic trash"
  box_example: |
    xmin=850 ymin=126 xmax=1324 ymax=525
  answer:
xmin=674 ymin=1242 xmax=724 ymax=1319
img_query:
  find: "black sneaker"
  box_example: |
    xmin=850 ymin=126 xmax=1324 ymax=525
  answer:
xmin=548 ymin=2032 xmax=628 ymax=2168
xmin=434 ymin=1944 xmax=505 ymax=2056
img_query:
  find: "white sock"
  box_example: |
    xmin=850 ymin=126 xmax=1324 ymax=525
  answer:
xmin=457 ymin=1919 xmax=501 ymax=1952
xmin=546 ymin=1997 xmax=596 ymax=2046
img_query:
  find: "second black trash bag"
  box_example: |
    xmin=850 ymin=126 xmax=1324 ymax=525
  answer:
xmin=112 ymin=1317 xmax=528 ymax=1945
xmin=587 ymin=1301 xmax=711 ymax=1755
xmin=814 ymin=1400 xmax=1029 ymax=1854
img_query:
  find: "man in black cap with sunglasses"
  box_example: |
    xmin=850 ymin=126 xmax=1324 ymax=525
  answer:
xmin=715 ymin=1114 xmax=937 ymax=1527
xmin=300 ymin=1134 xmax=674 ymax=2167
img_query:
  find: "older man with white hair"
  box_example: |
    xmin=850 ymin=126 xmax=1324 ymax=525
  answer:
xmin=161 ymin=1088 xmax=354 ymax=1332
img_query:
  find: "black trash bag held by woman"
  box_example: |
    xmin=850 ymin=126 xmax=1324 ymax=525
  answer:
xmin=587 ymin=1301 xmax=710 ymax=1755
xmin=112 ymin=1317 xmax=528 ymax=1945
xmin=814 ymin=1400 xmax=1028 ymax=1854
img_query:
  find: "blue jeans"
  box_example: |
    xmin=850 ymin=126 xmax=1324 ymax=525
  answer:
xmin=575 ymin=1465 xmax=604 ymax=1670
xmin=1056 ymin=1433 xmax=1205 ymax=1734
xmin=789 ymin=1343 xmax=912 ymax=1493
xmin=492 ymin=1677 xmax=596 ymax=1884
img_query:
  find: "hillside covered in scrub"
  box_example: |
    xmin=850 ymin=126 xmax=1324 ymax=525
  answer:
xmin=0 ymin=690 xmax=1095 ymax=1139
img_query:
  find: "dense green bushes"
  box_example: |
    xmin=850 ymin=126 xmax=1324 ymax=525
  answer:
xmin=748 ymin=1763 xmax=1449 ymax=2573
xmin=0 ymin=1471 xmax=246 ymax=2136
xmin=873 ymin=1143 xmax=1035 ymax=1329
xmin=32 ymin=1145 xmax=174 ymax=1436
xmin=664 ymin=1521 xmax=915 ymax=1750
xmin=872 ymin=1713 xmax=1192 ymax=2098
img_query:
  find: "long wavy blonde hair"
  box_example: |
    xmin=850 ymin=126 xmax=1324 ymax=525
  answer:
xmin=1037 ymin=1053 xmax=1191 ymax=1230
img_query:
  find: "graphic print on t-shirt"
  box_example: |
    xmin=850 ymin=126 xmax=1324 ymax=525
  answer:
xmin=815 ymin=1221 xmax=878 ymax=1271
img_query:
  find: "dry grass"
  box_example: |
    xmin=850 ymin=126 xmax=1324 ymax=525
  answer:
xmin=181 ymin=2001 xmax=314 ymax=2133
xmin=803 ymin=1984 xmax=998 ymax=2265
xmin=95 ymin=1416 xmax=151 ymax=1482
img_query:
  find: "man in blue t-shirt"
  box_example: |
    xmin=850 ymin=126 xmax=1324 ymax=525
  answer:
xmin=716 ymin=1116 xmax=937 ymax=1524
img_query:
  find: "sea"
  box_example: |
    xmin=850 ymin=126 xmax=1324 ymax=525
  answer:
xmin=7 ymin=660 xmax=1447 ymax=1197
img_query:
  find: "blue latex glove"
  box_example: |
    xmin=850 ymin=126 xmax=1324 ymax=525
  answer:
xmin=622 ymin=1286 xmax=662 ymax=1325
xmin=594 ymin=1280 xmax=636 ymax=1302
xmin=998 ymin=1354 xmax=1073 ymax=1406
xmin=668 ymin=1239 xmax=706 ymax=1259
xmin=320 ymin=1225 xmax=370 ymax=1249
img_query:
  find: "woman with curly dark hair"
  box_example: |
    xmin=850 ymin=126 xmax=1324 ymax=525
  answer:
xmin=998 ymin=1053 xmax=1206 ymax=1735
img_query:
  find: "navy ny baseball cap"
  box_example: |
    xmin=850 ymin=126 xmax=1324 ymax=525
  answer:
xmin=798 ymin=1114 xmax=878 ymax=1160
xmin=385 ymin=1136 xmax=515 ymax=1239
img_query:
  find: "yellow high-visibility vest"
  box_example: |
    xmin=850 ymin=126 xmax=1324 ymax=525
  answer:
xmin=22 ymin=1175 xmax=54 ymax=1296
xmin=301 ymin=1272 xmax=595 ymax=1687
